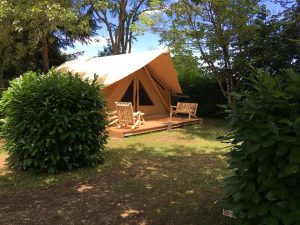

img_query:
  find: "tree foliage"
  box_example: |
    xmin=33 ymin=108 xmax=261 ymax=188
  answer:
xmin=0 ymin=70 xmax=107 ymax=174
xmin=222 ymin=69 xmax=300 ymax=224
xmin=234 ymin=1 xmax=299 ymax=76
xmin=173 ymin=52 xmax=226 ymax=116
xmin=98 ymin=44 xmax=113 ymax=57
xmin=154 ymin=0 xmax=260 ymax=105
xmin=0 ymin=0 xmax=94 ymax=81
xmin=153 ymin=0 xmax=299 ymax=105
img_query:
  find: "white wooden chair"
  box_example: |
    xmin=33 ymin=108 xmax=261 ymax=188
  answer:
xmin=115 ymin=102 xmax=145 ymax=129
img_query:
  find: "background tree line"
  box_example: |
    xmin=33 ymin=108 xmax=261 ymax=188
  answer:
xmin=0 ymin=0 xmax=299 ymax=113
xmin=155 ymin=0 xmax=299 ymax=107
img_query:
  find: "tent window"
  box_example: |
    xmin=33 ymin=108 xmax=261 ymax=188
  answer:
xmin=120 ymin=80 xmax=134 ymax=103
xmin=139 ymin=81 xmax=153 ymax=106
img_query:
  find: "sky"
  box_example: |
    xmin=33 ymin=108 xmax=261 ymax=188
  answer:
xmin=63 ymin=1 xmax=284 ymax=58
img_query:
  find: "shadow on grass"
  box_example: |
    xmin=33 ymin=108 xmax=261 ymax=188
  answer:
xmin=106 ymin=144 xmax=230 ymax=225
xmin=0 ymin=150 xmax=121 ymax=191
xmin=0 ymin=143 xmax=230 ymax=225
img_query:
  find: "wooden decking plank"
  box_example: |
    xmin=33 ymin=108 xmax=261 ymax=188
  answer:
xmin=107 ymin=116 xmax=202 ymax=138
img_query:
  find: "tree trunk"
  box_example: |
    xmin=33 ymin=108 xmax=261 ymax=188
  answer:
xmin=128 ymin=32 xmax=132 ymax=53
xmin=41 ymin=37 xmax=49 ymax=73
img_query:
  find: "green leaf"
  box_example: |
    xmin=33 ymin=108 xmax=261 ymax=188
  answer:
xmin=252 ymin=192 xmax=261 ymax=204
xmin=247 ymin=207 xmax=257 ymax=219
xmin=246 ymin=144 xmax=260 ymax=154
xmin=284 ymin=165 xmax=298 ymax=176
xmin=266 ymin=191 xmax=277 ymax=201
xmin=278 ymin=119 xmax=292 ymax=126
xmin=289 ymin=149 xmax=300 ymax=163
xmin=258 ymin=202 xmax=269 ymax=216
xmin=233 ymin=192 xmax=242 ymax=202
xmin=268 ymin=121 xmax=279 ymax=135
xmin=262 ymin=215 xmax=279 ymax=225
xmin=48 ymin=167 xmax=55 ymax=174
xmin=281 ymin=212 xmax=296 ymax=225
xmin=294 ymin=116 xmax=300 ymax=125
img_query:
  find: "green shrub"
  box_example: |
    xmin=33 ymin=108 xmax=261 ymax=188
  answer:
xmin=0 ymin=70 xmax=107 ymax=173
xmin=177 ymin=76 xmax=226 ymax=117
xmin=223 ymin=69 xmax=300 ymax=225
xmin=173 ymin=53 xmax=226 ymax=117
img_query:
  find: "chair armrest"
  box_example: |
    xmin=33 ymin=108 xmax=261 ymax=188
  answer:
xmin=107 ymin=111 xmax=118 ymax=122
xmin=133 ymin=111 xmax=145 ymax=117
xmin=107 ymin=111 xmax=117 ymax=116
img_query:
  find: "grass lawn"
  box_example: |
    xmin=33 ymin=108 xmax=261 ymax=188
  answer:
xmin=0 ymin=118 xmax=231 ymax=225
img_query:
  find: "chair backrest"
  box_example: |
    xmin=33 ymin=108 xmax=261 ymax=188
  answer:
xmin=176 ymin=102 xmax=198 ymax=115
xmin=115 ymin=102 xmax=135 ymax=125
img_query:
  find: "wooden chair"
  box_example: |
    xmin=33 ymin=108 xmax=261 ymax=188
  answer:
xmin=115 ymin=102 xmax=145 ymax=129
xmin=107 ymin=111 xmax=118 ymax=126
xmin=170 ymin=102 xmax=198 ymax=120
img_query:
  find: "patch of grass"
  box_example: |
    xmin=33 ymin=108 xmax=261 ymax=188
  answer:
xmin=0 ymin=150 xmax=121 ymax=190
xmin=0 ymin=118 xmax=230 ymax=224
xmin=0 ymin=138 xmax=5 ymax=154
xmin=0 ymin=118 xmax=228 ymax=191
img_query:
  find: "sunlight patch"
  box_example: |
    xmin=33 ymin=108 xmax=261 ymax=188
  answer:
xmin=186 ymin=189 xmax=194 ymax=194
xmin=77 ymin=184 xmax=94 ymax=192
xmin=44 ymin=176 xmax=58 ymax=185
xmin=120 ymin=209 xmax=142 ymax=218
xmin=0 ymin=169 xmax=12 ymax=176
xmin=145 ymin=184 xmax=152 ymax=189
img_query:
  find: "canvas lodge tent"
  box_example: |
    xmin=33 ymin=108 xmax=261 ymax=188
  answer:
xmin=56 ymin=49 xmax=182 ymax=118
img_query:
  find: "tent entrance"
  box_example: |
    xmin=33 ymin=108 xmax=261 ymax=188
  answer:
xmin=120 ymin=78 xmax=154 ymax=112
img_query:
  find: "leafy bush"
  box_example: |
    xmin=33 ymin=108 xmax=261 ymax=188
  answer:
xmin=0 ymin=70 xmax=107 ymax=173
xmin=173 ymin=53 xmax=226 ymax=117
xmin=222 ymin=69 xmax=300 ymax=225
xmin=176 ymin=76 xmax=226 ymax=117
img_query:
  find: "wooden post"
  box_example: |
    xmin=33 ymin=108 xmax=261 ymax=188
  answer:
xmin=144 ymin=67 xmax=169 ymax=112
xmin=133 ymin=76 xmax=137 ymax=111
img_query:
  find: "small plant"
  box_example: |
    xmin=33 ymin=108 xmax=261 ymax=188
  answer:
xmin=0 ymin=70 xmax=107 ymax=173
xmin=222 ymin=69 xmax=300 ymax=225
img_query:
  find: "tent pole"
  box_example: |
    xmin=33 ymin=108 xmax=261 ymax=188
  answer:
xmin=144 ymin=67 xmax=170 ymax=113
xmin=133 ymin=75 xmax=137 ymax=111
xmin=136 ymin=76 xmax=140 ymax=111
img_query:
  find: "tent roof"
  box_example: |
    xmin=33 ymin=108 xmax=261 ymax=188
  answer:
xmin=56 ymin=49 xmax=182 ymax=93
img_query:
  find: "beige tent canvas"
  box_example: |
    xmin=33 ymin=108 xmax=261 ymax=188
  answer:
xmin=56 ymin=49 xmax=182 ymax=118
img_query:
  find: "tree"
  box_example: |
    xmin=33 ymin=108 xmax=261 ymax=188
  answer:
xmin=238 ymin=1 xmax=300 ymax=75
xmin=0 ymin=0 xmax=94 ymax=75
xmin=98 ymin=44 xmax=113 ymax=57
xmin=153 ymin=0 xmax=261 ymax=105
xmin=91 ymin=0 xmax=163 ymax=54
xmin=153 ymin=0 xmax=299 ymax=105
xmin=172 ymin=51 xmax=226 ymax=116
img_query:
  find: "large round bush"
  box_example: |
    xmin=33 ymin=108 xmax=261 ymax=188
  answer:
xmin=223 ymin=69 xmax=300 ymax=225
xmin=0 ymin=70 xmax=107 ymax=173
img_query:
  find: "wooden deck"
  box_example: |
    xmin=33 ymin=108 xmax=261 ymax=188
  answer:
xmin=107 ymin=116 xmax=203 ymax=139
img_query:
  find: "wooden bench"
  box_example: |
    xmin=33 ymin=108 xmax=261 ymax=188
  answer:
xmin=170 ymin=102 xmax=198 ymax=120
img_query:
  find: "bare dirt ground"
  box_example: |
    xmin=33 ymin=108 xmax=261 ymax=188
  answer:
xmin=0 ymin=154 xmax=227 ymax=225
xmin=0 ymin=170 xmax=151 ymax=225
